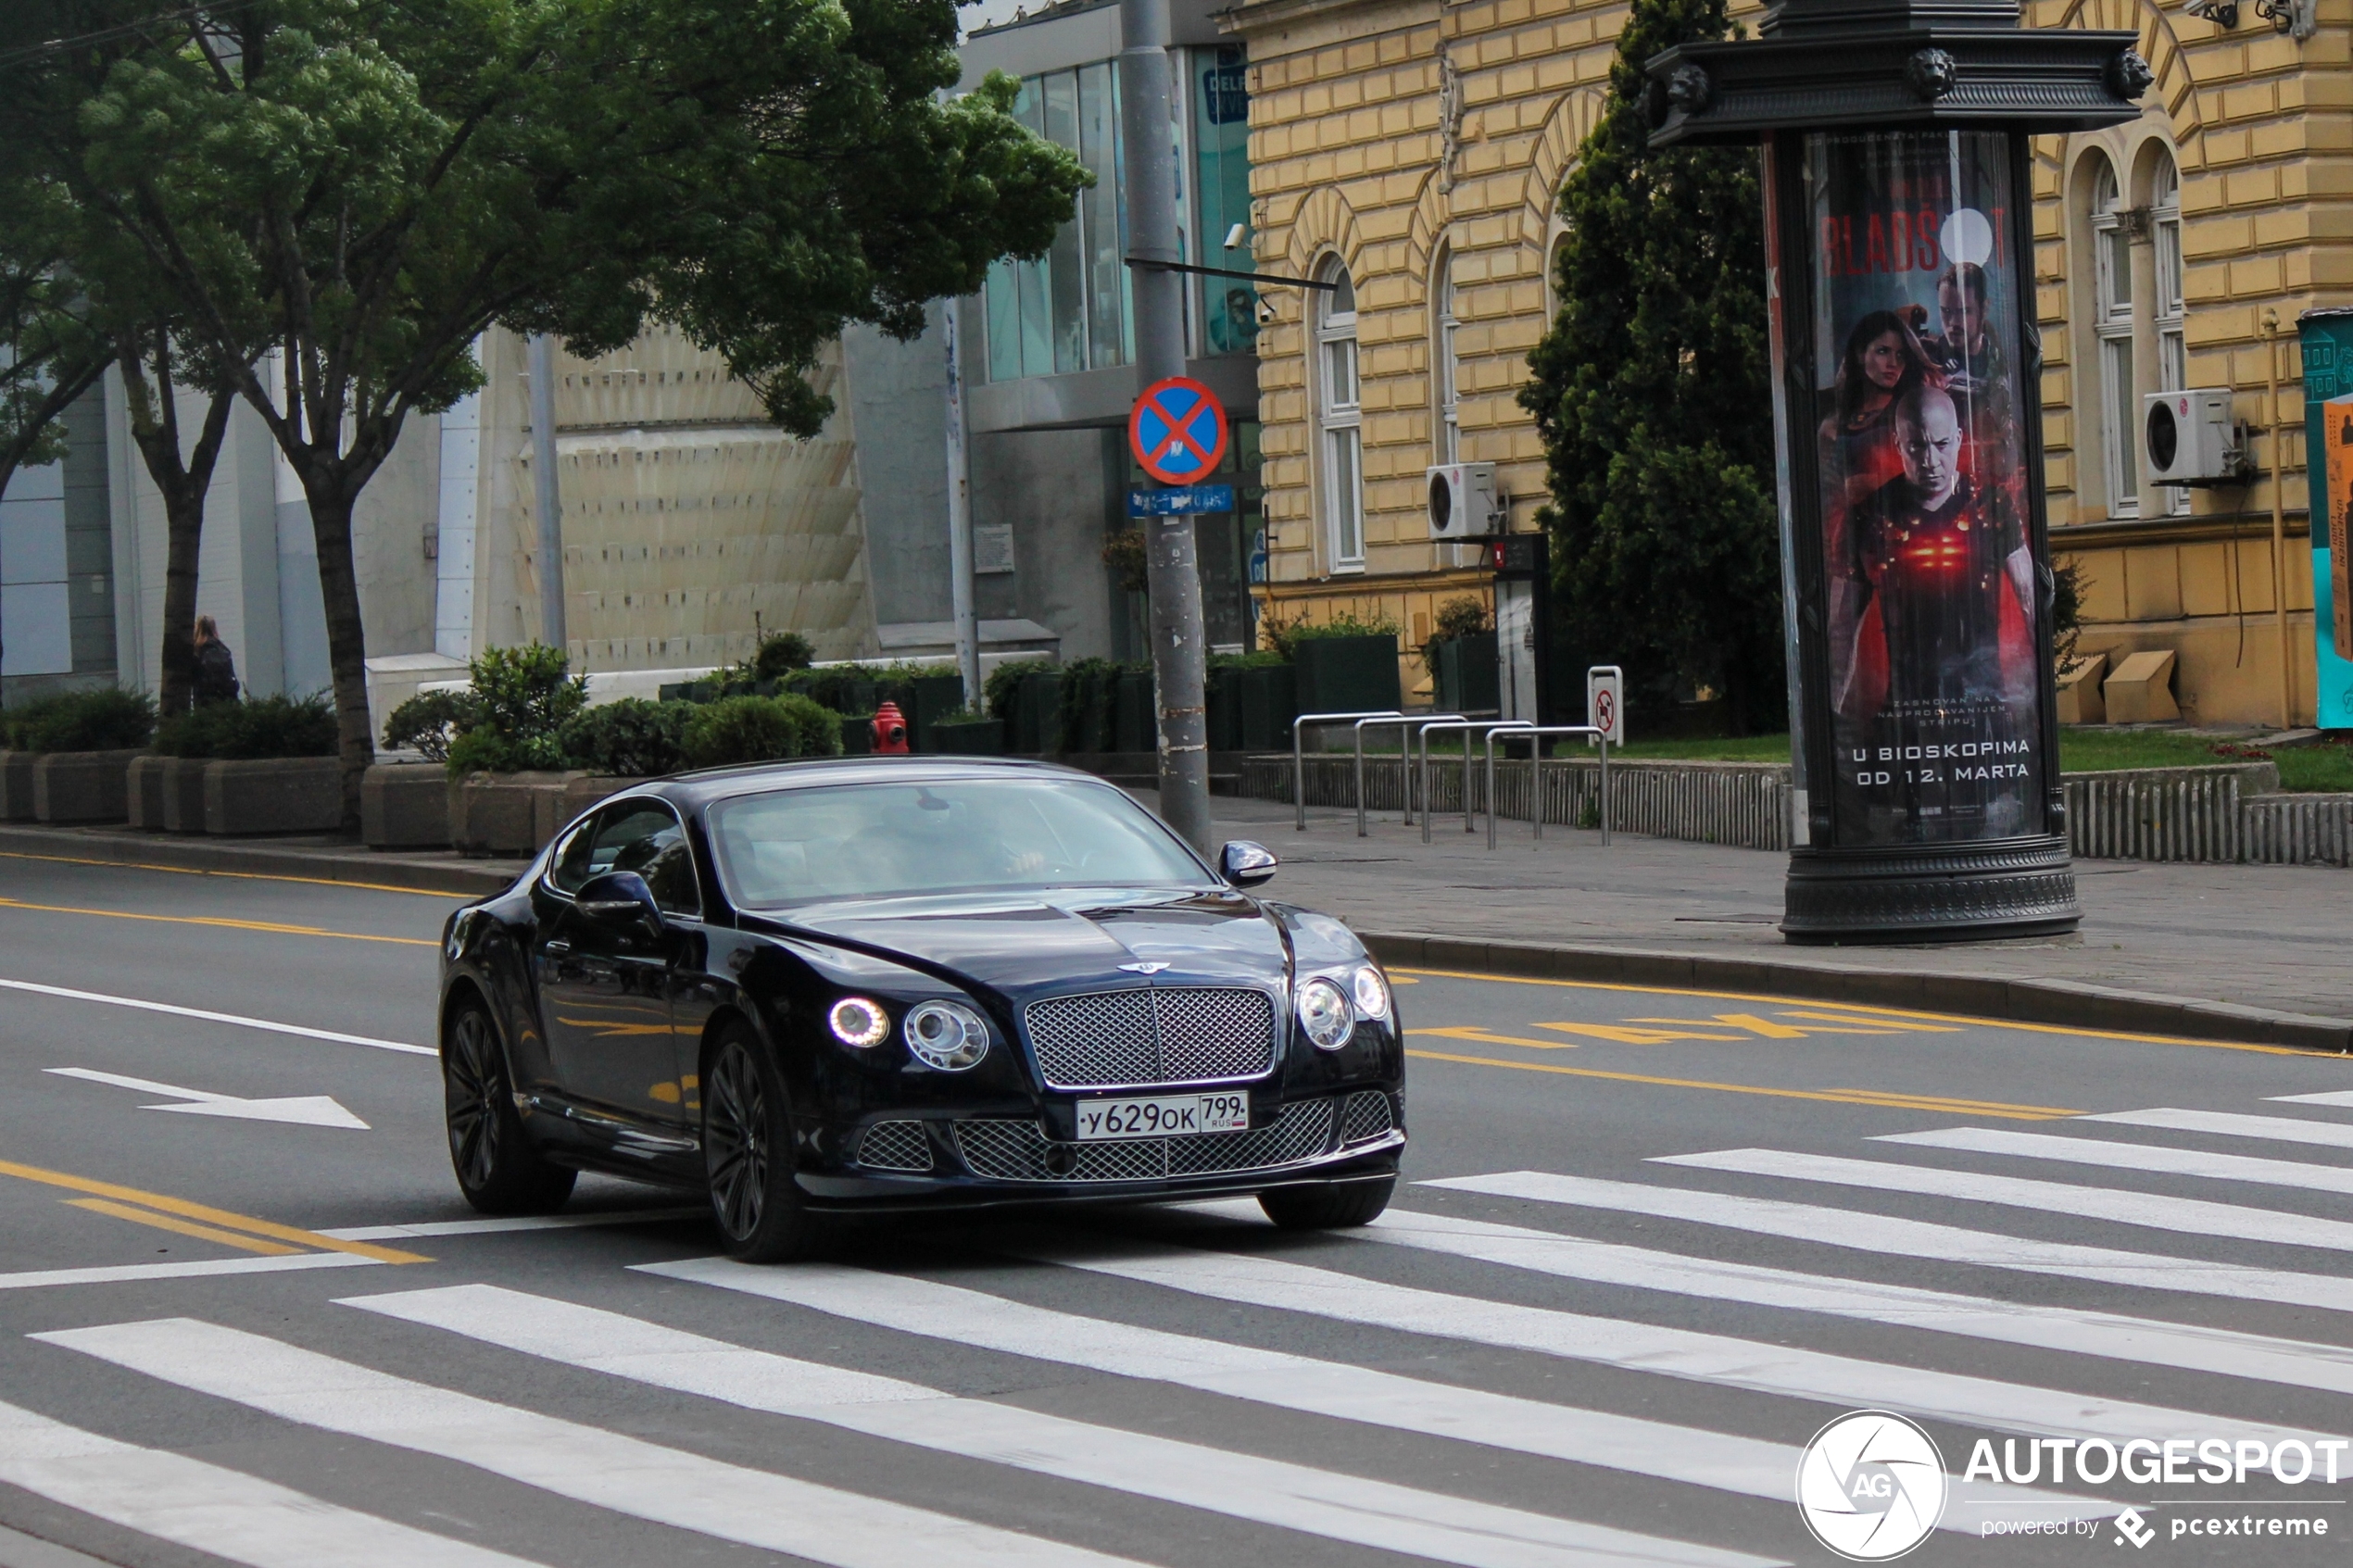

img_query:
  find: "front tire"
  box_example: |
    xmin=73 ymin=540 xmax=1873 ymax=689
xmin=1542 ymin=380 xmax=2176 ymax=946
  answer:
xmin=444 ymin=999 xmax=575 ymax=1215
xmin=1259 ymin=1174 xmax=1394 ymax=1230
xmin=702 ymin=1025 xmax=825 ymax=1262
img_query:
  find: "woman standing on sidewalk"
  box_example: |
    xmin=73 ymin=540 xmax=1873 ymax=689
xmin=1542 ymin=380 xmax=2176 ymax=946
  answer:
xmin=192 ymin=616 xmax=240 ymax=707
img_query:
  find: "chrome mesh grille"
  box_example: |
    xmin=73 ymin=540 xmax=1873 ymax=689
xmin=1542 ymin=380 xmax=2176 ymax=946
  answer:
xmin=952 ymin=1098 xmax=1338 ymax=1184
xmin=856 ymin=1120 xmax=933 ymax=1173
xmin=1025 ymin=986 xmax=1276 ymax=1089
xmin=1340 ymin=1091 xmax=1395 ymax=1146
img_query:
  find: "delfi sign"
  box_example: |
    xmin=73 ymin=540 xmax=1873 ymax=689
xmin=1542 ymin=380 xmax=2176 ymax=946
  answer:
xmin=1128 ymin=484 xmax=1235 ymax=518
xmin=1129 ymin=376 xmax=1229 ymax=486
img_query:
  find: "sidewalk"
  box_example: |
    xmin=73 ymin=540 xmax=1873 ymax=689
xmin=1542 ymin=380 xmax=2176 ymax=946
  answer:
xmin=1199 ymin=794 xmax=2353 ymax=1051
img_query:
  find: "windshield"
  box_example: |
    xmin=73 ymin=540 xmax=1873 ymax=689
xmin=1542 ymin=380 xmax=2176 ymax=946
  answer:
xmin=707 ymin=777 xmax=1214 ymax=907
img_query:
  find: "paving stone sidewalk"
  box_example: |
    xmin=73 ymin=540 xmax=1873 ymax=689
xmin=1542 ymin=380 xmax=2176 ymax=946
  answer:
xmin=1197 ymin=793 xmax=2353 ymax=1032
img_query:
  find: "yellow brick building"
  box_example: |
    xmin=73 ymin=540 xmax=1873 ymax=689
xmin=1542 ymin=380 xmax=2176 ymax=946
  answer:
xmin=1230 ymin=0 xmax=2347 ymax=723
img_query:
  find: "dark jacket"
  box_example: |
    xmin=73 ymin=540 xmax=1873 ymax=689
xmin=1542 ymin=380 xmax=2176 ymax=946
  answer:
xmin=193 ymin=639 xmax=240 ymax=706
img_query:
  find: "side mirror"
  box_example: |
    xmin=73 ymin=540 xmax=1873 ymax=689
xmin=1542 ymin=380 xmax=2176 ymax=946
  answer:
xmin=1219 ymin=840 xmax=1278 ymax=887
xmin=577 ymin=870 xmax=662 ymax=932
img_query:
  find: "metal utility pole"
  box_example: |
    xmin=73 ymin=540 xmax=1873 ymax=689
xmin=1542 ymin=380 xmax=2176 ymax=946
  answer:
xmin=526 ymin=333 xmax=568 ymax=653
xmin=943 ymin=302 xmax=982 ymax=709
xmin=1118 ymin=0 xmax=1214 ymax=854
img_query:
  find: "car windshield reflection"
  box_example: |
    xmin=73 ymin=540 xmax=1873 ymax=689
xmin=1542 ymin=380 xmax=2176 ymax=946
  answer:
xmin=708 ymin=778 xmax=1215 ymax=909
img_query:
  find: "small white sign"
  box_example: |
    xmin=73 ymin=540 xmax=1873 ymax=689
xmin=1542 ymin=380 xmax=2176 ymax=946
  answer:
xmin=1586 ymin=665 xmax=1624 ymax=746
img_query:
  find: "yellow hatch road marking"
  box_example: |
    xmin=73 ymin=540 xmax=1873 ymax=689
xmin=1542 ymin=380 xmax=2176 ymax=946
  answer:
xmin=1617 ymin=1010 xmax=1956 ymax=1038
xmin=0 ymin=1159 xmax=429 ymax=1264
xmin=0 ymin=847 xmax=463 ymax=898
xmin=1402 ymin=1048 xmax=2082 ymax=1120
xmin=0 ymin=896 xmax=434 ymax=947
xmin=1391 ymin=966 xmax=2318 ymax=1056
xmin=67 ymin=1198 xmax=302 ymax=1256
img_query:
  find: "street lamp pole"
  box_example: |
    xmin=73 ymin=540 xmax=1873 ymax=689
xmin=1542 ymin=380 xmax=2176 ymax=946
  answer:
xmin=526 ymin=333 xmax=567 ymax=654
xmin=1119 ymin=0 xmax=1214 ymax=854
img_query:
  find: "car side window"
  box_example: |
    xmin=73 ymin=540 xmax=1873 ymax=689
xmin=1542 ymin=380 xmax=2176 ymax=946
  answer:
xmin=549 ymin=801 xmax=699 ymax=918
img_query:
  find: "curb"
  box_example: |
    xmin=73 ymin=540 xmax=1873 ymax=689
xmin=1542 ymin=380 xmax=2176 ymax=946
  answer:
xmin=0 ymin=825 xmax=517 ymax=898
xmin=1357 ymin=930 xmax=2353 ymax=1055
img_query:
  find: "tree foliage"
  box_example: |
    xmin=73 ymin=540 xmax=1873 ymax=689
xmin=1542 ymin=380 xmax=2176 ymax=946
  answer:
xmin=1519 ymin=0 xmax=1783 ymax=734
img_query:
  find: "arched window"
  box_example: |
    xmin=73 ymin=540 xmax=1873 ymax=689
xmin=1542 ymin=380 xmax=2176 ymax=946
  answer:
xmin=2151 ymin=151 xmax=2186 ymax=516
xmin=1316 ymin=260 xmax=1364 ymax=570
xmin=2089 ymin=156 xmax=2137 ymax=519
xmin=1433 ymin=248 xmax=1460 ymax=465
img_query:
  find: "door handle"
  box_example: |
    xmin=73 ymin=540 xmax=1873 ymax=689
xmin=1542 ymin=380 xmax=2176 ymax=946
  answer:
xmin=544 ymin=940 xmax=573 ymax=956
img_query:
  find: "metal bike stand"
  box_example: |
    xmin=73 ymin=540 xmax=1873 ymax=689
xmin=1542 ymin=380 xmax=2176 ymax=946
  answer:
xmin=1352 ymin=714 xmax=1464 ymax=833
xmin=1290 ymin=711 xmax=1401 ymax=831
xmin=1478 ymin=721 xmax=1540 ymax=848
xmin=1513 ymin=724 xmax=1610 ymax=847
xmin=1415 ymin=720 xmax=1528 ymax=844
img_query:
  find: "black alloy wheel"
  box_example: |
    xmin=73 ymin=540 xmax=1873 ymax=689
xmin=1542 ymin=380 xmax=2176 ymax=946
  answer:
xmin=1258 ymin=1173 xmax=1395 ymax=1230
xmin=443 ymin=1000 xmax=575 ymax=1214
xmin=702 ymin=1025 xmax=824 ymax=1262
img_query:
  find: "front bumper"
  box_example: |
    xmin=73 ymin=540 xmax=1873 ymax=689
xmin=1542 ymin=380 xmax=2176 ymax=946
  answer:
xmin=795 ymin=1088 xmax=1404 ymax=1211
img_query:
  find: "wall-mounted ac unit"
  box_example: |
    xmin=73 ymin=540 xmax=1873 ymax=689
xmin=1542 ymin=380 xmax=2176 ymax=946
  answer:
xmin=1427 ymin=462 xmax=1500 ymax=539
xmin=2143 ymin=388 xmax=2244 ymax=485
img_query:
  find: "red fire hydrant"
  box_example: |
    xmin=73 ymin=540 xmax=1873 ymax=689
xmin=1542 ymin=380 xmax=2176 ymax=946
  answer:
xmin=871 ymin=700 xmax=910 ymax=754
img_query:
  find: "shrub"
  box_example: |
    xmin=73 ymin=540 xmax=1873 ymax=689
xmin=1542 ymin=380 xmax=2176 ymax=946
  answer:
xmin=1263 ymin=611 xmax=1398 ymax=661
xmin=155 ymin=693 xmax=337 ymax=759
xmin=680 ymin=694 xmax=844 ymax=769
xmin=1 ymin=687 xmax=156 ymax=752
xmin=983 ymin=657 xmax=1054 ymax=720
xmin=750 ymin=631 xmax=815 ymax=680
xmin=441 ymin=644 xmax=587 ymax=777
xmin=779 ymin=666 xmax=879 ymax=714
xmin=559 ymin=699 xmax=691 ymax=777
xmin=1421 ymin=594 xmax=1493 ymax=673
xmin=383 ymin=688 xmax=481 ymax=762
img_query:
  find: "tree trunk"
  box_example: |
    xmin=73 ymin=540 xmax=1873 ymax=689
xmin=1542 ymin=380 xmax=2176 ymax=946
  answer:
xmin=122 ymin=387 xmax=236 ymax=720
xmin=306 ymin=484 xmax=376 ymax=831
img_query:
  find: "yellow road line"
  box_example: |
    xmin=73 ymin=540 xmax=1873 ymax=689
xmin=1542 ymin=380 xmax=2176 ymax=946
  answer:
xmin=0 ymin=1159 xmax=429 ymax=1263
xmin=0 ymin=896 xmax=434 ymax=947
xmin=66 ymin=1197 xmax=302 ymax=1256
xmin=1403 ymin=1048 xmax=2082 ymax=1119
xmin=0 ymin=847 xmax=465 ymax=899
xmin=1390 ymin=966 xmax=2319 ymax=1056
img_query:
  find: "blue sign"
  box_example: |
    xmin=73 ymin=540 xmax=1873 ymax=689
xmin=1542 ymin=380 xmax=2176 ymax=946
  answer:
xmin=1128 ymin=484 xmax=1235 ymax=518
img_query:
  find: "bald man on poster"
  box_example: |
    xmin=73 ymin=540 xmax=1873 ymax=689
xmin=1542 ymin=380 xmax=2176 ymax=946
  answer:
xmin=1836 ymin=382 xmax=2036 ymax=721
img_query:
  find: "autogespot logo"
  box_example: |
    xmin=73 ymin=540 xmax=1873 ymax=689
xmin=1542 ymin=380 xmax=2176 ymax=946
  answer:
xmin=1797 ymin=1411 xmax=1950 ymax=1562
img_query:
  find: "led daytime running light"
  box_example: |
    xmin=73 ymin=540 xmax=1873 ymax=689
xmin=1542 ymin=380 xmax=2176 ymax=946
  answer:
xmin=828 ymin=997 xmax=890 ymax=1048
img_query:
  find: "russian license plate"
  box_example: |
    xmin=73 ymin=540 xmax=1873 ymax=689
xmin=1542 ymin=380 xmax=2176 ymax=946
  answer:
xmin=1074 ymin=1091 xmax=1251 ymax=1140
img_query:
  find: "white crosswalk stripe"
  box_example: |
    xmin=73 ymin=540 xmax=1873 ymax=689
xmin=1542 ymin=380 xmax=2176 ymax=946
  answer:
xmin=2082 ymin=1106 xmax=2353 ymax=1150
xmin=0 ymin=1398 xmax=548 ymax=1568
xmin=33 ymin=1317 xmax=1151 ymax=1568
xmin=1881 ymin=1124 xmax=2353 ymax=1194
xmin=343 ymin=1283 xmax=1763 ymax=1568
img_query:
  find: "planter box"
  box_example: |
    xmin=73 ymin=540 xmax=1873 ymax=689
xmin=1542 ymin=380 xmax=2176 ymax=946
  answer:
xmin=159 ymin=757 xmax=209 ymax=834
xmin=1292 ymin=633 xmax=1401 ymax=717
xmin=363 ymin=763 xmax=452 ymax=848
xmin=1204 ymin=668 xmax=1242 ymax=753
xmin=204 ymin=757 xmax=342 ymax=835
xmin=1434 ymin=632 xmax=1500 ymax=715
xmin=31 ymin=749 xmax=143 ymax=824
xmin=906 ymin=675 xmax=968 ymax=753
xmin=838 ymin=714 xmax=874 ymax=756
xmin=0 ymin=752 xmax=34 ymax=821
xmin=1114 ymin=671 xmax=1154 ymax=754
xmin=1011 ymin=672 xmax=1062 ymax=754
xmin=127 ymin=755 xmax=170 ymax=830
xmin=556 ymin=774 xmax=625 ymax=837
xmin=1237 ymin=664 xmax=1297 ymax=751
xmin=451 ymin=771 xmax=619 ymax=856
xmin=932 ymin=718 xmax=1005 ymax=756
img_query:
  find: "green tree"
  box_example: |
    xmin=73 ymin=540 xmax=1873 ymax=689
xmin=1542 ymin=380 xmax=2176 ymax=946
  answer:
xmin=1519 ymin=0 xmax=1782 ymax=734
xmin=7 ymin=0 xmax=1086 ymax=820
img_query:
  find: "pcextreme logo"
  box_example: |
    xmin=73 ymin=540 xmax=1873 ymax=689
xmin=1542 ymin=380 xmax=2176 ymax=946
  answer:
xmin=1796 ymin=1411 xmax=1949 ymax=1561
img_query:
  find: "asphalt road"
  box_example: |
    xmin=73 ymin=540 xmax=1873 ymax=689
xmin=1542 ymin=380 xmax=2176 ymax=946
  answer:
xmin=2 ymin=844 xmax=2352 ymax=1566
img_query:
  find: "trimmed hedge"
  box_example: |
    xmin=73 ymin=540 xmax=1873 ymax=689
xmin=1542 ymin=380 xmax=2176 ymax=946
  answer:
xmin=680 ymin=694 xmax=845 ymax=768
xmin=1 ymin=688 xmax=156 ymax=752
xmin=154 ymin=693 xmax=337 ymax=759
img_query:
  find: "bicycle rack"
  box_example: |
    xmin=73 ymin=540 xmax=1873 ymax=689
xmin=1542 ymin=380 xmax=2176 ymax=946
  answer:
xmin=1484 ymin=724 xmax=1609 ymax=848
xmin=1289 ymin=711 xmax=1401 ymax=831
xmin=1416 ymin=720 xmax=1532 ymax=844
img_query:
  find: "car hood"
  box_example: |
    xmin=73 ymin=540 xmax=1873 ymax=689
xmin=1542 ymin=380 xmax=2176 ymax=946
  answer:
xmin=766 ymin=887 xmax=1290 ymax=995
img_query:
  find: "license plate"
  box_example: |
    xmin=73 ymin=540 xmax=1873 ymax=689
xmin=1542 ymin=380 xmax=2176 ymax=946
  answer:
xmin=1073 ymin=1091 xmax=1251 ymax=1140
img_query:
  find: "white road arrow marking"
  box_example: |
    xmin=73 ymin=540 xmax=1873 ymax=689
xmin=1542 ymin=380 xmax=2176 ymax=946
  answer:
xmin=44 ymin=1068 xmax=370 ymax=1129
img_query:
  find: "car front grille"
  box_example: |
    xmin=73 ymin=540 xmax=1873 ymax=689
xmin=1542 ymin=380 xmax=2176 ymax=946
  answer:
xmin=1025 ymin=986 xmax=1277 ymax=1089
xmin=952 ymin=1098 xmax=1339 ymax=1184
xmin=1339 ymin=1090 xmax=1395 ymax=1146
xmin=856 ymin=1120 xmax=933 ymax=1173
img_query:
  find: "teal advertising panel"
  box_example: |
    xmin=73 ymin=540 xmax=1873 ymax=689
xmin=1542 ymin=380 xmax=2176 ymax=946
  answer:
xmin=2299 ymin=308 xmax=2353 ymax=728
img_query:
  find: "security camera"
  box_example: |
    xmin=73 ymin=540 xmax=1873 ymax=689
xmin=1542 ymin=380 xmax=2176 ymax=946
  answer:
xmin=1255 ymin=296 xmax=1277 ymax=325
xmin=2183 ymin=0 xmax=2238 ymax=25
xmin=1223 ymin=223 xmax=1248 ymax=250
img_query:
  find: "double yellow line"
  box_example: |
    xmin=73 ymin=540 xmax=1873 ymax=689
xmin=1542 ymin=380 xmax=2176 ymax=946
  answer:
xmin=0 ymin=1158 xmax=430 ymax=1263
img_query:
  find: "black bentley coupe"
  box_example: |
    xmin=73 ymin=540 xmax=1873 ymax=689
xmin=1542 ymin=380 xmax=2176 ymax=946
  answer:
xmin=437 ymin=756 xmax=1405 ymax=1260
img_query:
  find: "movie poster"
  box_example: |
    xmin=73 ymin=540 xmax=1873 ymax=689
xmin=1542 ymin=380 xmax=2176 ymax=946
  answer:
xmin=1808 ymin=130 xmax=2045 ymax=848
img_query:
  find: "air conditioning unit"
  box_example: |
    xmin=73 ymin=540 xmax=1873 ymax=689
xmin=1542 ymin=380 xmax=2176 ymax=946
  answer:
xmin=1427 ymin=462 xmax=1500 ymax=539
xmin=2143 ymin=388 xmax=2243 ymax=485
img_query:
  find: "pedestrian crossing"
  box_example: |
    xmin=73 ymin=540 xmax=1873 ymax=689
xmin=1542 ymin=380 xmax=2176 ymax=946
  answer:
xmin=12 ymin=1079 xmax=2353 ymax=1565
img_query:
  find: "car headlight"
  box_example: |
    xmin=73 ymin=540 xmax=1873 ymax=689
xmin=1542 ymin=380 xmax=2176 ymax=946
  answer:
xmin=1294 ymin=977 xmax=1354 ymax=1051
xmin=1351 ymin=966 xmax=1390 ymax=1022
xmin=904 ymin=999 xmax=991 ymax=1071
xmin=828 ymin=997 xmax=890 ymax=1048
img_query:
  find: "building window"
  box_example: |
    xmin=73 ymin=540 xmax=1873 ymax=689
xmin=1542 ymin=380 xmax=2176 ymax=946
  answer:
xmin=983 ymin=65 xmax=1126 ymax=382
xmin=1433 ymin=250 xmax=1460 ymax=465
xmin=2151 ymin=151 xmax=2187 ymax=518
xmin=1316 ymin=261 xmax=1364 ymax=570
xmin=1193 ymin=45 xmax=1257 ymax=356
xmin=2090 ymin=156 xmax=2137 ymax=519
